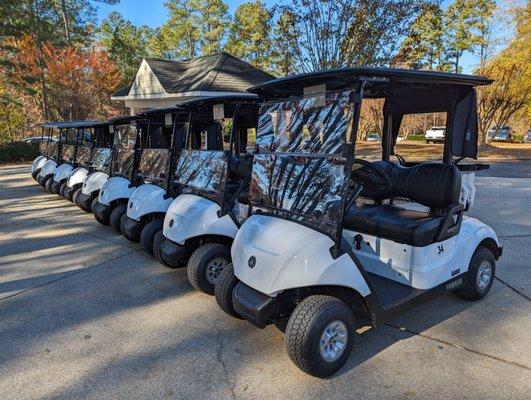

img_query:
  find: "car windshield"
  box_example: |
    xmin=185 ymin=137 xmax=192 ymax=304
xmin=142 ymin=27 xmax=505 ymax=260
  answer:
xmin=250 ymin=89 xmax=356 ymax=237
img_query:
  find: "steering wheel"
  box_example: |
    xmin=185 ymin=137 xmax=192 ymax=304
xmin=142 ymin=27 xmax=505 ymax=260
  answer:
xmin=350 ymin=158 xmax=392 ymax=196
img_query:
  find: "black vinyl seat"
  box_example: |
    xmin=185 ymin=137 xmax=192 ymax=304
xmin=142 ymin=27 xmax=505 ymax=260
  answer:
xmin=344 ymin=162 xmax=463 ymax=247
xmin=344 ymin=204 xmax=445 ymax=246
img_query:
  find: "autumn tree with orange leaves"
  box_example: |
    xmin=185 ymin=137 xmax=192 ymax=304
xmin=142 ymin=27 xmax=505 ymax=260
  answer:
xmin=10 ymin=35 xmax=121 ymax=122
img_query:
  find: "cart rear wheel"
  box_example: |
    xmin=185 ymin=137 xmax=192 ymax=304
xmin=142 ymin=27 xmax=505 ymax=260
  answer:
xmin=109 ymin=204 xmax=126 ymax=233
xmin=285 ymin=295 xmax=355 ymax=378
xmin=45 ymin=177 xmax=54 ymax=193
xmin=454 ymin=246 xmax=496 ymax=300
xmin=215 ymin=264 xmax=243 ymax=319
xmin=188 ymin=243 xmax=230 ymax=295
xmin=141 ymin=219 xmax=163 ymax=255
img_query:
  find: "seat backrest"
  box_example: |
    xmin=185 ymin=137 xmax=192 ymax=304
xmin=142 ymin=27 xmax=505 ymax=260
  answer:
xmin=367 ymin=161 xmax=461 ymax=209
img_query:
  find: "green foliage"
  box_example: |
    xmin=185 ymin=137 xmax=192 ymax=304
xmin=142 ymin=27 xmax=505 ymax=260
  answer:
xmin=0 ymin=141 xmax=39 ymax=164
xmin=225 ymin=1 xmax=273 ymax=71
xmin=98 ymin=12 xmax=159 ymax=84
xmin=159 ymin=0 xmax=229 ymax=58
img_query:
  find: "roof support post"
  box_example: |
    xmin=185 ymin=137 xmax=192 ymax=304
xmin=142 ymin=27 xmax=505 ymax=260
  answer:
xmin=443 ymin=88 xmax=456 ymax=164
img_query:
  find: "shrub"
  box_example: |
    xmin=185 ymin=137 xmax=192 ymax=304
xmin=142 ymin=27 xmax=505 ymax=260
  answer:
xmin=406 ymin=134 xmax=426 ymax=141
xmin=0 ymin=141 xmax=39 ymax=164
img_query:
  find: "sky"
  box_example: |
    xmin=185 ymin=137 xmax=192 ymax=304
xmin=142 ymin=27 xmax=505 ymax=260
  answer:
xmin=95 ymin=0 xmax=480 ymax=73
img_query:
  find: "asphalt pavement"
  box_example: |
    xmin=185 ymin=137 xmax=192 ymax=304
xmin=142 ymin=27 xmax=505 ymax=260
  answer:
xmin=0 ymin=163 xmax=529 ymax=399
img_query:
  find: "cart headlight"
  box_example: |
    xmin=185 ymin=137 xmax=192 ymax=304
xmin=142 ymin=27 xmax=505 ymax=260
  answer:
xmin=169 ymin=219 xmax=174 ymax=227
xmin=248 ymin=256 xmax=256 ymax=269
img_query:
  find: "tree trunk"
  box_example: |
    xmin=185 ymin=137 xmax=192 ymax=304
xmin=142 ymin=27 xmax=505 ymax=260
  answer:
xmin=60 ymin=0 xmax=72 ymax=46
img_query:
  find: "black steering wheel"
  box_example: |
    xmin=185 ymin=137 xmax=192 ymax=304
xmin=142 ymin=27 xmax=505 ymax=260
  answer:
xmin=350 ymin=158 xmax=392 ymax=196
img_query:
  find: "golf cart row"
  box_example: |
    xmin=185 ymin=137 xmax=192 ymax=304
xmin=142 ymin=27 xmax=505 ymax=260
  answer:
xmin=30 ymin=68 xmax=502 ymax=378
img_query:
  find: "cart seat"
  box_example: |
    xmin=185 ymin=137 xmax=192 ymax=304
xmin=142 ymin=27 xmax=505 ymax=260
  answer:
xmin=344 ymin=204 xmax=444 ymax=246
xmin=344 ymin=162 xmax=463 ymax=246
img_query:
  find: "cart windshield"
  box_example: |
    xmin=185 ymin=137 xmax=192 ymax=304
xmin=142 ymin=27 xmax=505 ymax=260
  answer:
xmin=250 ymin=89 xmax=356 ymax=238
xmin=91 ymin=147 xmax=112 ymax=172
xmin=60 ymin=144 xmax=75 ymax=162
xmin=137 ymin=149 xmax=171 ymax=185
xmin=174 ymin=150 xmax=228 ymax=203
xmin=111 ymin=123 xmax=140 ymax=178
xmin=76 ymin=145 xmax=92 ymax=165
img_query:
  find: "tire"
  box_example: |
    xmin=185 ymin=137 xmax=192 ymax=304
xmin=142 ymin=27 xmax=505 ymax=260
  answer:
xmin=59 ymin=182 xmax=67 ymax=198
xmin=72 ymin=188 xmax=82 ymax=206
xmin=45 ymin=177 xmax=54 ymax=193
xmin=153 ymin=230 xmax=173 ymax=268
xmin=215 ymin=264 xmax=243 ymax=319
xmin=187 ymin=243 xmax=231 ymax=295
xmin=454 ymin=246 xmax=496 ymax=300
xmin=141 ymin=219 xmax=163 ymax=255
xmin=110 ymin=204 xmax=126 ymax=233
xmin=285 ymin=295 xmax=356 ymax=378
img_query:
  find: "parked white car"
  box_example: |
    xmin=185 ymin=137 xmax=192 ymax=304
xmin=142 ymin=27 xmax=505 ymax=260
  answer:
xmin=425 ymin=126 xmax=446 ymax=143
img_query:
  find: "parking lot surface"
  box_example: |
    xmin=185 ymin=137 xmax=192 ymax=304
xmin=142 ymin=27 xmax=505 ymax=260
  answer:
xmin=0 ymin=164 xmax=530 ymax=399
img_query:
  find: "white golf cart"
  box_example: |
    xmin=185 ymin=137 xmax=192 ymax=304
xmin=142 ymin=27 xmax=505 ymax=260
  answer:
xmin=49 ymin=121 xmax=97 ymax=196
xmin=215 ymin=68 xmax=502 ymax=378
xmin=152 ymin=96 xmax=259 ymax=295
xmin=31 ymin=124 xmax=57 ymax=181
xmin=72 ymin=118 xmax=134 ymax=212
xmin=118 ymin=107 xmax=191 ymax=248
xmin=36 ymin=121 xmax=94 ymax=192
xmin=91 ymin=116 xmax=145 ymax=227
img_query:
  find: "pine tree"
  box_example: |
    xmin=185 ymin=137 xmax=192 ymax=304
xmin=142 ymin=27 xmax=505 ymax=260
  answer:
xmin=225 ymin=1 xmax=273 ymax=71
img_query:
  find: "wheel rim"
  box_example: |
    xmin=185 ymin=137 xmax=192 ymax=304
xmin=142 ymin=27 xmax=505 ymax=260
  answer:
xmin=206 ymin=257 xmax=228 ymax=285
xmin=476 ymin=260 xmax=492 ymax=290
xmin=319 ymin=320 xmax=348 ymax=362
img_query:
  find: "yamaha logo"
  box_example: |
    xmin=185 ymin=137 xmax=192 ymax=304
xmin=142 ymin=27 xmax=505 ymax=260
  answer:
xmin=248 ymin=256 xmax=256 ymax=269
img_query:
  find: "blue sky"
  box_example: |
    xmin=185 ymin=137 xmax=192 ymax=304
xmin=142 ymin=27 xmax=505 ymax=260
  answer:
xmin=96 ymin=0 xmax=477 ymax=72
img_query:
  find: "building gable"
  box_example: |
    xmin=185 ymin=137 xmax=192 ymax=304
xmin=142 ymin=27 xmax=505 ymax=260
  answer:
xmin=128 ymin=59 xmax=167 ymax=97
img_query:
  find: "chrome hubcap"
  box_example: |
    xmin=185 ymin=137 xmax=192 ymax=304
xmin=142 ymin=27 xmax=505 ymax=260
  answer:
xmin=206 ymin=257 xmax=228 ymax=285
xmin=319 ymin=320 xmax=348 ymax=362
xmin=476 ymin=260 xmax=492 ymax=290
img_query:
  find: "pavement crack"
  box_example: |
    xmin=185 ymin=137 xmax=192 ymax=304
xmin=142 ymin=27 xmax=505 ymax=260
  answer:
xmin=213 ymin=317 xmax=237 ymax=400
xmin=495 ymin=277 xmax=531 ymax=301
xmin=0 ymin=249 xmax=136 ymax=301
xmin=385 ymin=322 xmax=531 ymax=371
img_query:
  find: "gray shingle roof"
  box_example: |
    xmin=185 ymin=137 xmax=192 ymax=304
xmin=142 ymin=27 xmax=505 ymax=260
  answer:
xmin=112 ymin=52 xmax=275 ymax=97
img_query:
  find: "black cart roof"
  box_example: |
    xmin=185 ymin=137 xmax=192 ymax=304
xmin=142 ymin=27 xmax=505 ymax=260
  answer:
xmin=249 ymin=67 xmax=492 ymax=100
xmin=140 ymin=94 xmax=259 ymax=116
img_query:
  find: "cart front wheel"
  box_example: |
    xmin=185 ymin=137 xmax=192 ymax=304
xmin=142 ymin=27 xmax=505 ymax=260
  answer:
xmin=188 ymin=243 xmax=230 ymax=295
xmin=59 ymin=182 xmax=67 ymax=198
xmin=215 ymin=264 xmax=243 ymax=319
xmin=454 ymin=246 xmax=496 ymax=300
xmin=109 ymin=204 xmax=126 ymax=233
xmin=45 ymin=177 xmax=54 ymax=193
xmin=141 ymin=219 xmax=163 ymax=255
xmin=285 ymin=295 xmax=355 ymax=378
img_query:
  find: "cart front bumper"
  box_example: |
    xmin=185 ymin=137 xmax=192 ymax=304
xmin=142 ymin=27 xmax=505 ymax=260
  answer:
xmin=63 ymin=185 xmax=77 ymax=201
xmin=51 ymin=180 xmax=62 ymax=194
xmin=121 ymin=215 xmax=144 ymax=242
xmin=160 ymin=238 xmax=189 ymax=267
xmin=232 ymin=282 xmax=280 ymax=329
xmin=93 ymin=200 xmax=112 ymax=224
xmin=77 ymin=191 xmax=96 ymax=210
